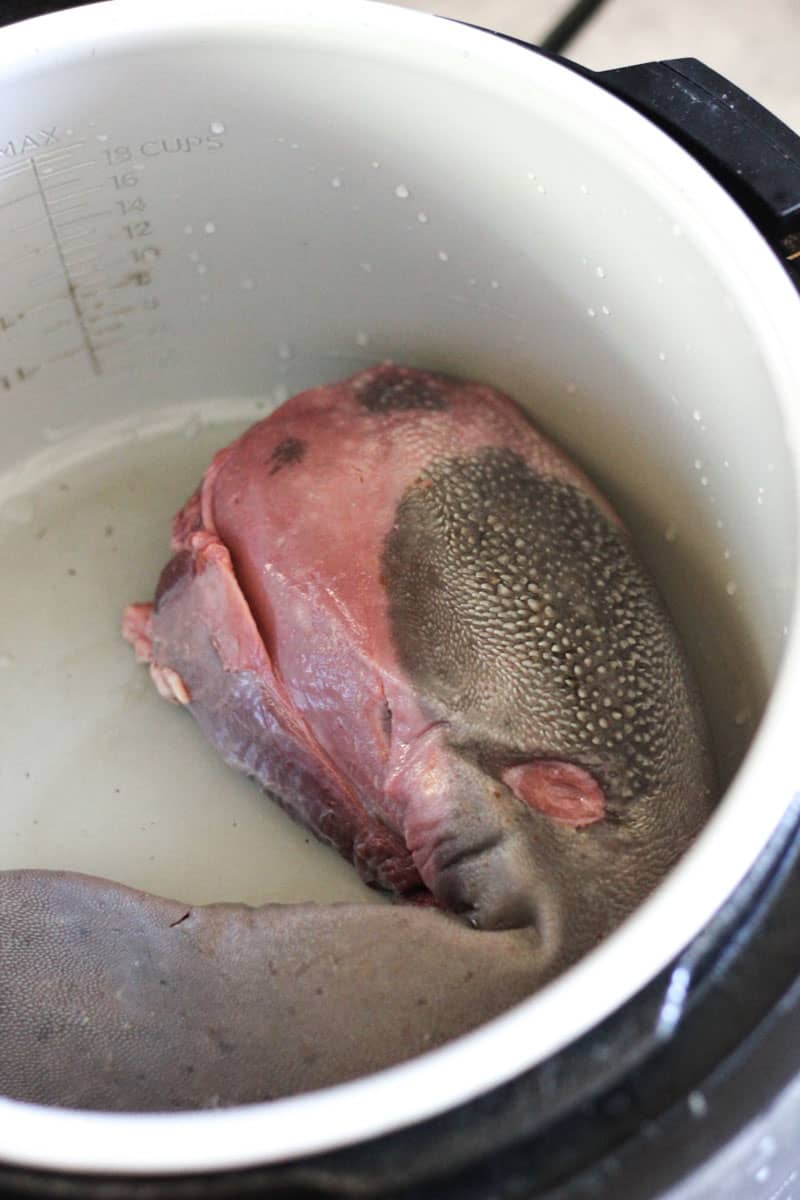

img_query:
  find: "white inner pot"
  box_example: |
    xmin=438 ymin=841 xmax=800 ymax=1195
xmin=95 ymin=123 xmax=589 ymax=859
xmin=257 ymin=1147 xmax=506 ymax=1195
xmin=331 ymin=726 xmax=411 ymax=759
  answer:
xmin=1 ymin=0 xmax=800 ymax=1177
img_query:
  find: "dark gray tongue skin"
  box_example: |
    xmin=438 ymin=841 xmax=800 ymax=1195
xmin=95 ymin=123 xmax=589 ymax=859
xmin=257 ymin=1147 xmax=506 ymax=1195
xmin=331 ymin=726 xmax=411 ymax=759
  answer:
xmin=0 ymin=871 xmax=553 ymax=1111
xmin=383 ymin=447 xmax=715 ymax=931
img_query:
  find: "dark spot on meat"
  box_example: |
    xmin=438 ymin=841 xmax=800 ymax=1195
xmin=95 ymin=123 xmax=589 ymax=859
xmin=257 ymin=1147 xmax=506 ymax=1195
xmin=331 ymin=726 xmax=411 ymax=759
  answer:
xmin=269 ymin=436 xmax=306 ymax=475
xmin=209 ymin=1030 xmax=234 ymax=1056
xmin=154 ymin=549 xmax=194 ymax=613
xmin=382 ymin=699 xmax=393 ymax=742
xmin=357 ymin=366 xmax=449 ymax=413
xmin=169 ymin=910 xmax=191 ymax=928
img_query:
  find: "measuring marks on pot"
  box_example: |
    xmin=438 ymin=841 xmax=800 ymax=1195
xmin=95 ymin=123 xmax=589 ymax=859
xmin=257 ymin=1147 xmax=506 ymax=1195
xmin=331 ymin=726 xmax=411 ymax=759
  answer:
xmin=0 ymin=137 xmax=171 ymax=391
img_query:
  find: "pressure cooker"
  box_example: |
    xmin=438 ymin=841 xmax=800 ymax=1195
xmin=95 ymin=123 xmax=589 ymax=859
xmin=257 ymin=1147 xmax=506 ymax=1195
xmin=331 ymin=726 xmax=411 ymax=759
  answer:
xmin=1 ymin=2 xmax=800 ymax=1196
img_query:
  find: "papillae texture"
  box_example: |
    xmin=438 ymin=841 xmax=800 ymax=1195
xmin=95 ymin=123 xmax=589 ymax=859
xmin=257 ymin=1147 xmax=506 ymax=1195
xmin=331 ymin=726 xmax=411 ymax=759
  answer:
xmin=0 ymin=365 xmax=715 ymax=1111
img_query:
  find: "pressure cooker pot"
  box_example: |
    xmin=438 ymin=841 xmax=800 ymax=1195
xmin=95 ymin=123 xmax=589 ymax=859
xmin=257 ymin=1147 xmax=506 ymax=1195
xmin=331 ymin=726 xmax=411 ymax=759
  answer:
xmin=1 ymin=2 xmax=800 ymax=1197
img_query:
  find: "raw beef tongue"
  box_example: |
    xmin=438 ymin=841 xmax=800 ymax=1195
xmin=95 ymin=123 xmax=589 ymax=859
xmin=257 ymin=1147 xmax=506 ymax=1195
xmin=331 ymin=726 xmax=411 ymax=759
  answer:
xmin=0 ymin=365 xmax=716 ymax=1111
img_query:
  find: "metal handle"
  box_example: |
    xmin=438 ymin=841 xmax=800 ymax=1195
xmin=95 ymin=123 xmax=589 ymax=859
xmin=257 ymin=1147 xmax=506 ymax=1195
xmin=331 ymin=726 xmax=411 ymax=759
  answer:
xmin=592 ymin=58 xmax=800 ymax=286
